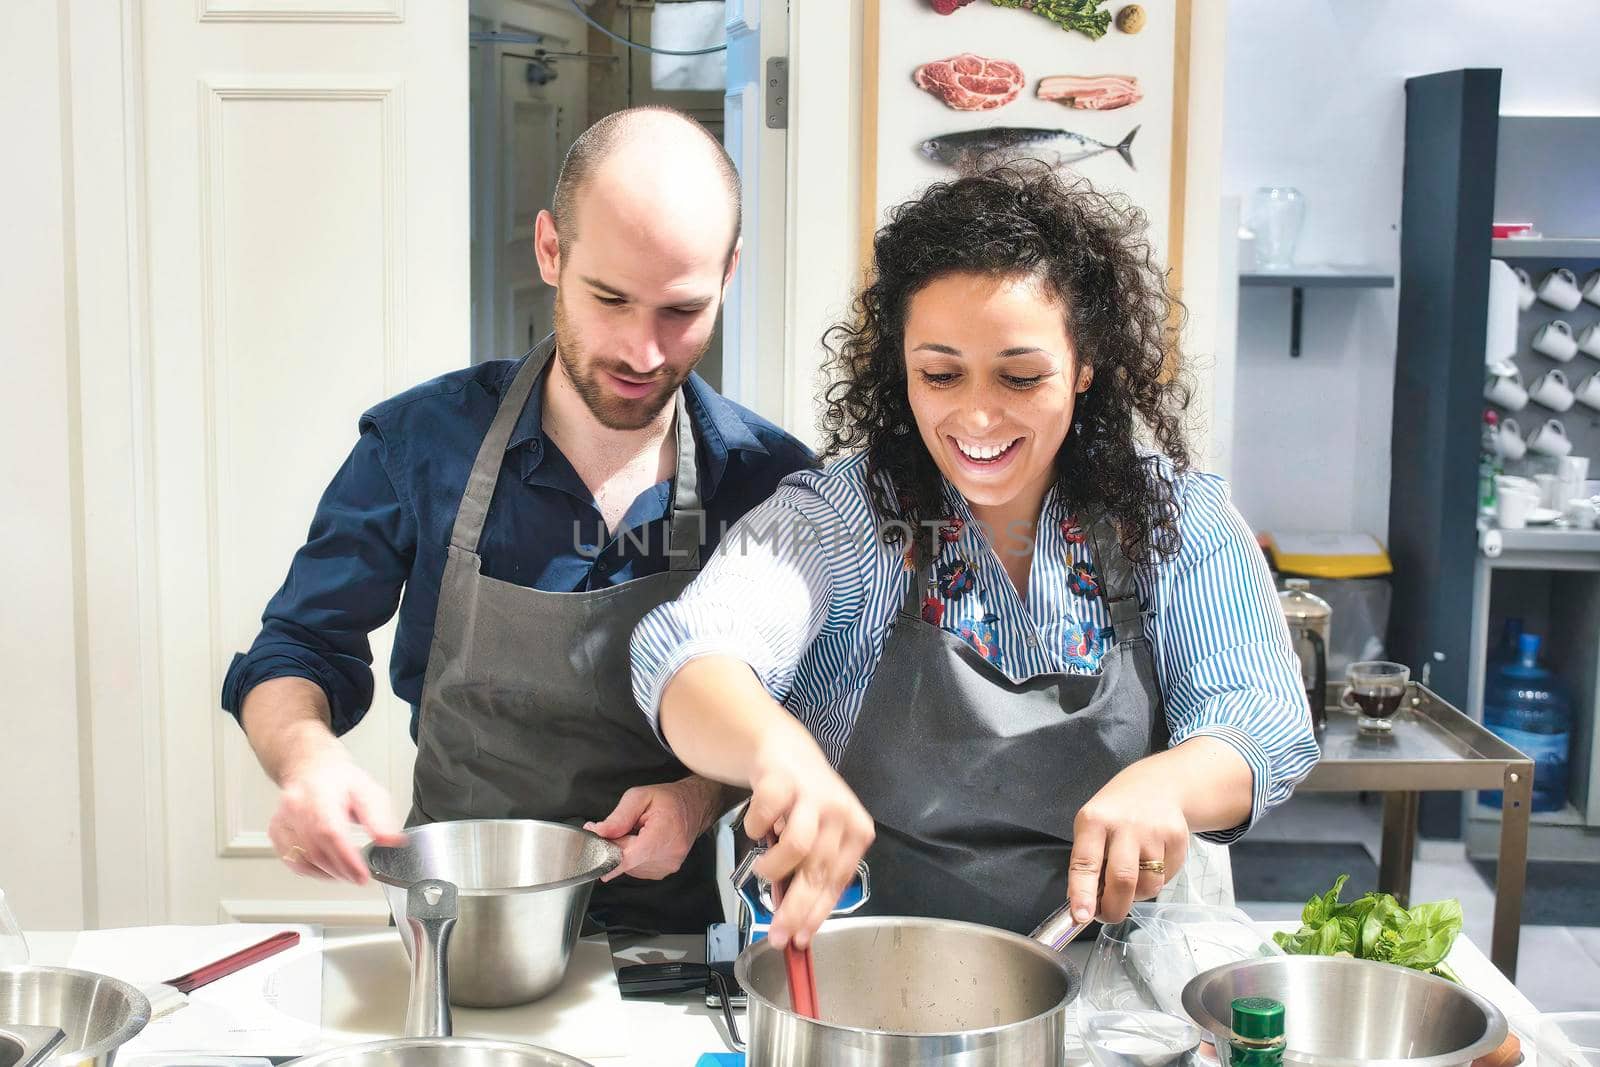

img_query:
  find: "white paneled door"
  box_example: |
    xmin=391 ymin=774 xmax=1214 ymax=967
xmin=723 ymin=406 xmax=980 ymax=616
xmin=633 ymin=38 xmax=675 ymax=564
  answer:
xmin=131 ymin=0 xmax=469 ymax=923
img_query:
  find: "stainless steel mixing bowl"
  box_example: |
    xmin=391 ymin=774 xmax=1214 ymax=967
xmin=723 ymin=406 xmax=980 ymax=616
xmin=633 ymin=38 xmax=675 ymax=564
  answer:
xmin=1181 ymin=954 xmax=1507 ymax=1067
xmin=0 ymin=966 xmax=150 ymax=1066
xmin=366 ymin=820 xmax=620 ymax=1008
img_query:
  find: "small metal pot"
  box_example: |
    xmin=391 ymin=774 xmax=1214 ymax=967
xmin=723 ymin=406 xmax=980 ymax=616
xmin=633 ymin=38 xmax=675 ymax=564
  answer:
xmin=1181 ymin=955 xmax=1507 ymax=1067
xmin=0 ymin=965 xmax=150 ymax=1066
xmin=286 ymin=879 xmax=594 ymax=1067
xmin=367 ymin=820 xmax=620 ymax=1008
xmin=733 ymin=913 xmax=1084 ymax=1066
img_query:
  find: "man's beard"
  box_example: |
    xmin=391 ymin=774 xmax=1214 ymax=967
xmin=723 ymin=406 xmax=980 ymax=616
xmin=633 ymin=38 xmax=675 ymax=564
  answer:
xmin=552 ymin=293 xmax=704 ymax=431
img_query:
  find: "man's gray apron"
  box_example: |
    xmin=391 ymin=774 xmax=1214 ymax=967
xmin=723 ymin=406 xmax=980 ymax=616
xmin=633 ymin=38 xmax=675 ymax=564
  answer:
xmin=409 ymin=338 xmax=720 ymax=934
xmin=838 ymin=516 xmax=1175 ymax=933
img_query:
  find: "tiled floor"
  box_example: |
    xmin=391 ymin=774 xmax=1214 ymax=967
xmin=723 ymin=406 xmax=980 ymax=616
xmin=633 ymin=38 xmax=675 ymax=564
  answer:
xmin=1241 ymin=792 xmax=1600 ymax=1012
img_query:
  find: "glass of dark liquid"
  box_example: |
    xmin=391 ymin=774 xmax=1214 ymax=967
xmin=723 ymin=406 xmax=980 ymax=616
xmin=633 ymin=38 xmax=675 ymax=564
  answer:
xmin=1339 ymin=660 xmax=1410 ymax=735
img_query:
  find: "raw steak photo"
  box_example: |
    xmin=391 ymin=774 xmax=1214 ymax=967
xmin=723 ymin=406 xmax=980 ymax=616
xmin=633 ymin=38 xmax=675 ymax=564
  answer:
xmin=913 ymin=53 xmax=1025 ymax=112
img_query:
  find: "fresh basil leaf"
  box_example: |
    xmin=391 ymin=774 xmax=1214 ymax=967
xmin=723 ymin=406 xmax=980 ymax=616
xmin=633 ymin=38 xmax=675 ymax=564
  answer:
xmin=1304 ymin=873 xmax=1349 ymax=925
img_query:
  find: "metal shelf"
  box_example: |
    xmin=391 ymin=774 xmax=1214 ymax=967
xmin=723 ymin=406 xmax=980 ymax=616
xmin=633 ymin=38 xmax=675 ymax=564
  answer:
xmin=1240 ymin=267 xmax=1395 ymax=357
xmin=1491 ymin=238 xmax=1600 ymax=260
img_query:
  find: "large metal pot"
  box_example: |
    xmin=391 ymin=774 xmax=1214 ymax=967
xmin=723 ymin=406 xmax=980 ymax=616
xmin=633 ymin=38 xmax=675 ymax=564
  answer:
xmin=1181 ymin=955 xmax=1507 ymax=1067
xmin=366 ymin=820 xmax=620 ymax=1008
xmin=0 ymin=965 xmax=150 ymax=1066
xmin=733 ymin=914 xmax=1083 ymax=1065
xmin=287 ymin=879 xmax=594 ymax=1067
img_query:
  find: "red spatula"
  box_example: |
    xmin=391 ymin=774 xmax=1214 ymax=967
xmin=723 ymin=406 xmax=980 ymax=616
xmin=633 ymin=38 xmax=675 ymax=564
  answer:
xmin=764 ymin=839 xmax=819 ymax=1019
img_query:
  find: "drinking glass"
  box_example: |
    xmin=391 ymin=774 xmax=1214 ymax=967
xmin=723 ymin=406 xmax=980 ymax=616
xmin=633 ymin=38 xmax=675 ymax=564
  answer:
xmin=1249 ymin=187 xmax=1306 ymax=270
xmin=0 ymin=888 xmax=28 ymax=965
xmin=1535 ymin=1012 xmax=1600 ymax=1066
xmin=1078 ymin=914 xmax=1203 ymax=1067
xmin=1339 ymin=660 xmax=1410 ymax=735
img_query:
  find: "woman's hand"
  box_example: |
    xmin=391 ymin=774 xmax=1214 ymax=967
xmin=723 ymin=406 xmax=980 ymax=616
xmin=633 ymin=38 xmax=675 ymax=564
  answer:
xmin=1066 ymin=756 xmax=1191 ymax=925
xmin=744 ymin=731 xmax=875 ymax=951
xmin=1066 ymin=736 xmax=1255 ymax=924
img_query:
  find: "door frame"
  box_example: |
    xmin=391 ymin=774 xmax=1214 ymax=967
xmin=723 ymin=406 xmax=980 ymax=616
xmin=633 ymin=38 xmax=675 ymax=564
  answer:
xmin=63 ymin=0 xmax=171 ymax=928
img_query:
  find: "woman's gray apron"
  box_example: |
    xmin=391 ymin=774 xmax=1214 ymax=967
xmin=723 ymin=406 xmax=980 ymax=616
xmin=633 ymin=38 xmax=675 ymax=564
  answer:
xmin=839 ymin=516 xmax=1210 ymax=933
xmin=409 ymin=339 xmax=721 ymax=934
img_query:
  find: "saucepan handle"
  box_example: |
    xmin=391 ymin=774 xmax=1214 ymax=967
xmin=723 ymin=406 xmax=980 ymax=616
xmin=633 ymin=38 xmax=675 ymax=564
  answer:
xmin=404 ymin=878 xmax=458 ymax=1039
xmin=1030 ymin=901 xmax=1091 ymax=954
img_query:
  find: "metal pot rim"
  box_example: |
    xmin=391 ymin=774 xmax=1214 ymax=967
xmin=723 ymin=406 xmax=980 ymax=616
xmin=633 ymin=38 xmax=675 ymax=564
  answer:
xmin=732 ymin=915 xmax=1081 ymax=1041
xmin=1180 ymin=955 xmax=1508 ymax=1067
xmin=365 ymin=819 xmax=622 ymax=896
xmin=286 ymin=1036 xmax=595 ymax=1066
xmin=0 ymin=964 xmax=152 ymax=1059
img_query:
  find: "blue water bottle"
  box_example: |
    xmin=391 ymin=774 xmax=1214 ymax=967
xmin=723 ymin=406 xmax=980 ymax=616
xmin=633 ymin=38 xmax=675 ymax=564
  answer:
xmin=1480 ymin=633 xmax=1571 ymax=813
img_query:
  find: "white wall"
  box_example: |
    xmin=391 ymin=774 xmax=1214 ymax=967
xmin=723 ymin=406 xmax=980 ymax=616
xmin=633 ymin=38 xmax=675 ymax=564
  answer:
xmin=1222 ymin=0 xmax=1600 ymax=539
xmin=0 ymin=0 xmax=90 ymax=929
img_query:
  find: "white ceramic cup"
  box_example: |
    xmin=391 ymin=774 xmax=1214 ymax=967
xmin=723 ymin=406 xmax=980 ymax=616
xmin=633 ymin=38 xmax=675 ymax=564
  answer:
xmin=1535 ymin=473 xmax=1561 ymax=509
xmin=1485 ymin=364 xmax=1529 ymax=409
xmin=1514 ymin=268 xmax=1536 ymax=311
xmin=1533 ymin=320 xmax=1579 ymax=361
xmin=1583 ymin=268 xmax=1600 ymax=308
xmin=1579 ymin=323 xmax=1600 ymax=359
xmin=1530 ymin=368 xmax=1575 ymax=411
xmin=1496 ymin=419 xmax=1527 ymax=460
xmin=1497 ymin=488 xmax=1536 ymax=529
xmin=1558 ymin=455 xmax=1591 ymax=483
xmin=1528 ymin=418 xmax=1573 ymax=457
xmin=1538 ymin=268 xmax=1583 ymax=311
xmin=1565 ymin=497 xmax=1600 ymax=529
xmin=1577 ymin=373 xmax=1600 ymax=411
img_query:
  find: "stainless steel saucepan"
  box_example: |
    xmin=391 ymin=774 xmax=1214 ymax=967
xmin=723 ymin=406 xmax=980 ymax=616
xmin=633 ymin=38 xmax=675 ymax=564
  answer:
xmin=286 ymin=879 xmax=594 ymax=1067
xmin=732 ymin=903 xmax=1088 ymax=1066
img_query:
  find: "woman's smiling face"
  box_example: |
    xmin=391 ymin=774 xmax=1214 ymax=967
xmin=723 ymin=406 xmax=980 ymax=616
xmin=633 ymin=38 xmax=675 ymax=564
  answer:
xmin=904 ymin=271 xmax=1091 ymax=513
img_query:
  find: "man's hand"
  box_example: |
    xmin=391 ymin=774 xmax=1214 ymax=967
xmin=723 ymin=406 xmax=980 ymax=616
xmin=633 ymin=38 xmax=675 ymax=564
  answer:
xmin=267 ymin=745 xmax=408 ymax=884
xmin=585 ymin=775 xmax=728 ymax=882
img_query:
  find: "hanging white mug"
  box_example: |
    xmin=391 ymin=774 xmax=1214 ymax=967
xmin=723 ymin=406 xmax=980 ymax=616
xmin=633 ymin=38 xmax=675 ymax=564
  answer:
xmin=1538 ymin=268 xmax=1583 ymax=310
xmin=1514 ymin=267 xmax=1536 ymax=311
xmin=1583 ymin=268 xmax=1600 ymax=308
xmin=1578 ymin=323 xmax=1600 ymax=359
xmin=1532 ymin=320 xmax=1579 ymax=361
xmin=1529 ymin=368 xmax=1574 ymax=411
xmin=1484 ymin=364 xmax=1529 ymax=410
xmin=1496 ymin=418 xmax=1527 ymax=459
xmin=1527 ymin=418 xmax=1572 ymax=457
xmin=1574 ymin=373 xmax=1600 ymax=410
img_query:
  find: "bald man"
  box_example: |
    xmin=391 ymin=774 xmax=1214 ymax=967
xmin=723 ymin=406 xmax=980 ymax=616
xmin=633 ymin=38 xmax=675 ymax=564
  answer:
xmin=223 ymin=107 xmax=812 ymax=934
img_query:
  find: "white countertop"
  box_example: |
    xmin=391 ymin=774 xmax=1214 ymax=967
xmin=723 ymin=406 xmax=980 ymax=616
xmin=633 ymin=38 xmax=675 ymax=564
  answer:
xmin=24 ymin=921 xmax=1542 ymax=1065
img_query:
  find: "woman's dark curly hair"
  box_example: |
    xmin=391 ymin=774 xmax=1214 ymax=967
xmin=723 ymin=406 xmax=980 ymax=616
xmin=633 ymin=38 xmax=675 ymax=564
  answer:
xmin=819 ymin=164 xmax=1193 ymax=566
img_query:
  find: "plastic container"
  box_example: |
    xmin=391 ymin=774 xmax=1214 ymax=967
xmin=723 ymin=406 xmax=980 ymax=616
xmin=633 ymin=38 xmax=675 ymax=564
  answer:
xmin=1480 ymin=633 xmax=1572 ymax=813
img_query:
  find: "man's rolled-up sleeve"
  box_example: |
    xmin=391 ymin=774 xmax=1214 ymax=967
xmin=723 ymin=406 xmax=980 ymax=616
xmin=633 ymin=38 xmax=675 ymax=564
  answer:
xmin=221 ymin=422 xmax=416 ymax=736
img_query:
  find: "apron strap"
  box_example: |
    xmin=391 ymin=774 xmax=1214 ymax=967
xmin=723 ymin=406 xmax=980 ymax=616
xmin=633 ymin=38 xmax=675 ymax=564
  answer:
xmin=900 ymin=554 xmax=925 ymax=617
xmin=665 ymin=395 xmax=704 ymax=572
xmin=449 ymin=333 xmax=705 ymax=570
xmin=1086 ymin=514 xmax=1146 ymax=642
xmin=449 ymin=337 xmax=553 ymax=552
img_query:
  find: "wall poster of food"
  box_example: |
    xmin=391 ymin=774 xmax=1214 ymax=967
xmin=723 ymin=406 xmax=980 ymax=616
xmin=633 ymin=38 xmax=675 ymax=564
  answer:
xmin=860 ymin=0 xmax=1193 ymax=285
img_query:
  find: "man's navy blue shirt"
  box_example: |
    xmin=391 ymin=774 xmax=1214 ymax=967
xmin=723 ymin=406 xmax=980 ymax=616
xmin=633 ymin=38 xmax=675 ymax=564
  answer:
xmin=220 ymin=354 xmax=814 ymax=739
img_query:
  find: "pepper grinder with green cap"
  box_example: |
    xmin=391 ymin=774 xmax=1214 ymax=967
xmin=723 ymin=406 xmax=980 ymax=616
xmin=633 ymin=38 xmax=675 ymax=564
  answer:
xmin=1229 ymin=996 xmax=1286 ymax=1065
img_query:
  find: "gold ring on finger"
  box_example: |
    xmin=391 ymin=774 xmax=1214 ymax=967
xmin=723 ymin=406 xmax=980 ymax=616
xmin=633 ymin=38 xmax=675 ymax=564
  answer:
xmin=1138 ymin=859 xmax=1166 ymax=874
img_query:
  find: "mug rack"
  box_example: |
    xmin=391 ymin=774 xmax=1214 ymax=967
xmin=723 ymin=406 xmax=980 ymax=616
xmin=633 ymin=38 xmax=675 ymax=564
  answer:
xmin=1486 ymin=246 xmax=1600 ymax=479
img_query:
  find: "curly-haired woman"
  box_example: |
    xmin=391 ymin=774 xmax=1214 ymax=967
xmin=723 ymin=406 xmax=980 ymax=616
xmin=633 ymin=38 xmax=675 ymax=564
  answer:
xmin=629 ymin=166 xmax=1318 ymax=949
